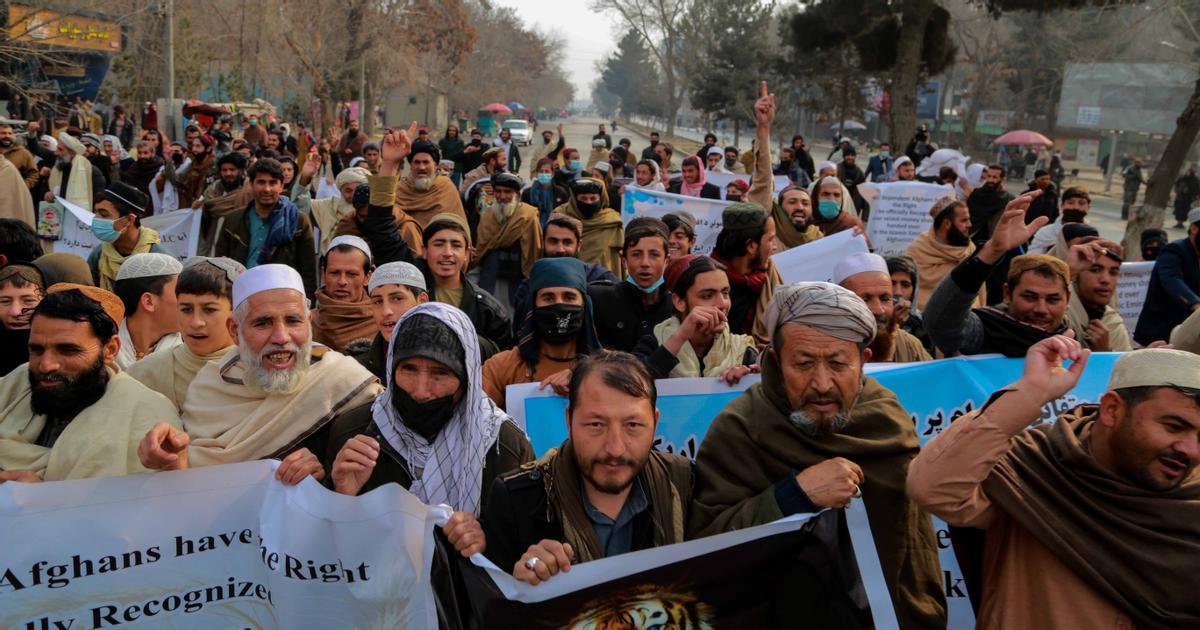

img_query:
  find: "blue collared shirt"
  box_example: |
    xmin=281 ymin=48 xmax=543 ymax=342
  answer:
xmin=582 ymin=479 xmax=649 ymax=558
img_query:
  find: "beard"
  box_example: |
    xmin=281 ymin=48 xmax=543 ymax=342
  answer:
xmin=575 ymin=448 xmax=648 ymax=495
xmin=0 ymin=138 xmax=12 ymax=148
xmin=867 ymin=315 xmax=898 ymax=362
xmin=946 ymin=226 xmax=970 ymax=247
xmin=1109 ymin=411 xmax=1196 ymax=491
xmin=411 ymin=174 xmax=433 ymax=192
xmin=221 ymin=175 xmax=244 ymax=190
xmin=239 ymin=335 xmax=312 ymax=395
xmin=29 ymin=353 xmax=109 ymax=420
xmin=56 ymin=157 xmax=72 ymax=170
xmin=786 ymin=380 xmax=862 ymax=437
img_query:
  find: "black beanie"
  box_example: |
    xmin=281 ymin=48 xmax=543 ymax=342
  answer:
xmin=389 ymin=313 xmax=466 ymax=384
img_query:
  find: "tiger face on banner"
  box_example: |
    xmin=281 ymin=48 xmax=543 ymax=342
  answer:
xmin=567 ymin=584 xmax=715 ymax=630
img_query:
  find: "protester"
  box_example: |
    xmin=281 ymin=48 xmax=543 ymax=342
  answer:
xmin=633 ymin=254 xmax=758 ymax=382
xmin=0 ymin=264 xmax=44 ymax=375
xmin=213 ymin=158 xmax=317 ymax=296
xmin=87 ymin=182 xmax=169 ymax=290
xmin=865 ymin=143 xmax=893 ymax=182
xmin=1133 ymin=207 xmax=1200 ymax=345
xmin=47 ymin=132 xmax=104 ymax=211
xmin=484 ymin=351 xmax=693 ymax=583
xmin=163 ymin=134 xmax=214 ymax=209
xmin=771 ymin=186 xmax=822 ymax=250
xmin=553 ymin=146 xmax=583 ymax=190
xmin=298 ymin=163 xmax=369 ymax=251
xmin=554 ymin=177 xmax=624 ymax=276
xmin=493 ymin=128 xmax=522 ymax=174
xmin=1065 ymin=239 xmax=1132 ymax=352
xmin=906 ymin=198 xmax=980 ymax=310
xmin=522 ymin=158 xmax=569 ymax=228
xmin=690 ymin=282 xmax=947 ymax=628
xmin=837 ymin=146 xmax=867 ymax=216
xmin=127 ymin=257 xmax=243 ymax=410
xmin=1120 ymin=157 xmax=1144 ymax=220
xmin=885 ymin=254 xmax=934 ymax=354
xmin=120 ymin=140 xmax=165 ymax=202
xmin=0 ymin=122 xmax=39 ymax=190
xmin=1029 ymin=186 xmax=1090 ymax=255
xmin=667 ymin=156 xmax=720 ymax=199
xmin=808 ymin=175 xmax=861 ymax=237
xmin=335 ymin=118 xmax=366 ymax=160
xmin=391 ymin=139 xmax=466 ymax=231
xmin=588 ymin=218 xmax=672 ymax=352
xmin=632 ymin=158 xmax=665 ymax=192
xmin=909 ymin=339 xmax=1200 ymax=629
xmin=137 ymin=264 xmax=380 ymax=479
xmin=473 ymin=172 xmax=542 ymax=303
xmin=347 ymin=261 xmax=428 ymax=380
xmin=662 ymin=211 xmax=697 ymax=260
xmin=705 ymin=146 xmax=729 ymax=173
xmin=834 ymin=253 xmax=932 ymax=363
xmin=724 ymin=178 xmax=748 ymax=202
xmin=328 ymin=302 xmax=533 ymax=550
xmin=482 ymin=257 xmax=600 ymax=409
xmin=111 ymin=253 xmax=183 ymax=371
xmin=0 ymin=153 xmax=34 ymax=228
xmin=711 ymin=202 xmax=776 ymax=335
xmin=924 ymin=193 xmax=1080 ymax=357
xmin=195 ymin=152 xmax=252 ymax=248
xmin=1140 ymin=228 xmax=1167 ymax=261
xmin=641 ymin=131 xmax=661 ymax=161
xmin=1173 ymin=164 xmax=1199 ymax=228
xmin=461 ymin=146 xmax=506 ymax=196
xmin=312 ymin=236 xmax=376 ymax=352
xmin=439 ymin=125 xmax=465 ymax=184
xmin=0 ymin=284 xmax=180 ymax=481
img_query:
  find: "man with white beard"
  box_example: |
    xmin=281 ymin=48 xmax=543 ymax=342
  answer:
xmin=137 ymin=264 xmax=381 ymax=484
xmin=392 ymin=130 xmax=467 ymax=231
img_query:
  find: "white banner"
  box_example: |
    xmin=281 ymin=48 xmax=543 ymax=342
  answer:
xmin=0 ymin=461 xmax=440 ymax=629
xmin=621 ymin=187 xmax=732 ymax=255
xmin=56 ymin=197 xmax=202 ymax=262
xmin=705 ymin=171 xmax=792 ymax=200
xmin=858 ymin=181 xmax=955 ymax=255
xmin=1116 ymin=261 xmax=1155 ymax=334
xmin=771 ymin=228 xmax=871 ymax=285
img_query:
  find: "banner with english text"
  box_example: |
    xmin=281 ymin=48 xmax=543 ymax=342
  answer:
xmin=0 ymin=461 xmax=440 ymax=629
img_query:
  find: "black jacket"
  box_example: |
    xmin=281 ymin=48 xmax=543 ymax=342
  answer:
xmin=1023 ymin=183 xmax=1058 ymax=225
xmin=587 ymin=280 xmax=674 ymax=352
xmin=665 ymin=180 xmax=721 ymax=200
xmin=361 ymin=195 xmax=512 ymax=355
xmin=323 ymin=401 xmax=533 ymax=505
xmin=510 ymin=262 xmax=618 ymax=339
xmin=1134 ymin=237 xmax=1200 ymax=345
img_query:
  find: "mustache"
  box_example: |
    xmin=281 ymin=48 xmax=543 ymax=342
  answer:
xmin=590 ymin=456 xmax=637 ymax=468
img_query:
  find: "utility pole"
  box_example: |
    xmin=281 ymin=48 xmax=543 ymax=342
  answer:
xmin=164 ymin=0 xmax=179 ymax=140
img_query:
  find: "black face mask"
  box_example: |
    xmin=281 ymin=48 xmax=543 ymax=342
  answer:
xmin=172 ymin=153 xmax=185 ymax=166
xmin=779 ymin=159 xmax=792 ymax=169
xmin=1061 ymin=209 xmax=1087 ymax=224
xmin=391 ymin=387 xmax=457 ymax=441
xmin=1142 ymin=245 xmax=1161 ymax=261
xmin=577 ymin=199 xmax=602 ymax=218
xmin=533 ymin=303 xmax=584 ymax=343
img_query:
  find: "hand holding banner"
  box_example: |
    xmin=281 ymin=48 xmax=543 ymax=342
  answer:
xmin=771 ymin=228 xmax=870 ymax=284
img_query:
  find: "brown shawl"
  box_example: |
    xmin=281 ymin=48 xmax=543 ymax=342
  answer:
xmin=691 ymin=349 xmax=947 ymax=629
xmin=983 ymin=406 xmax=1200 ymax=629
xmin=907 ymin=228 xmax=983 ymax=311
xmin=335 ymin=205 xmax=425 ymax=257
xmin=394 ymin=172 xmax=466 ymax=229
xmin=472 ymin=201 xmax=542 ymax=277
xmin=179 ymin=153 xmax=214 ymax=208
xmin=312 ymin=288 xmax=378 ymax=352
xmin=537 ymin=439 xmax=691 ymax=563
xmin=771 ymin=201 xmax=824 ymax=250
xmin=555 ymin=182 xmax=624 ymax=277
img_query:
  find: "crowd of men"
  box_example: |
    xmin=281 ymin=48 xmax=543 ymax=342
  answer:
xmin=0 ymin=81 xmax=1198 ymax=629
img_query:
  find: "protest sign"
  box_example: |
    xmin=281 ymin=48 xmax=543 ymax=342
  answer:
xmin=705 ymin=171 xmax=792 ymax=200
xmin=465 ymin=509 xmax=891 ymax=629
xmin=55 ymin=197 xmax=202 ymax=262
xmin=0 ymin=461 xmax=440 ymax=629
xmin=621 ymin=187 xmax=731 ymax=254
xmin=511 ymin=353 xmax=1123 ymax=630
xmin=1116 ymin=261 xmax=1155 ymax=333
xmin=770 ymin=228 xmax=870 ymax=284
xmin=858 ymin=181 xmax=954 ymax=255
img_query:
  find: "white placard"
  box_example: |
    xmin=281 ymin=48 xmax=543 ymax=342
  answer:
xmin=1116 ymin=261 xmax=1155 ymax=334
xmin=706 ymin=171 xmax=792 ymax=200
xmin=621 ymin=186 xmax=732 ymax=254
xmin=858 ymin=181 xmax=955 ymax=256
xmin=771 ymin=228 xmax=871 ymax=285
xmin=56 ymin=196 xmax=202 ymax=261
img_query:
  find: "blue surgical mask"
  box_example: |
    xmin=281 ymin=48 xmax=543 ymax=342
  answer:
xmin=818 ymin=199 xmax=841 ymax=220
xmin=625 ymin=275 xmax=665 ymax=294
xmin=91 ymin=217 xmax=122 ymax=242
xmin=569 ymin=159 xmax=582 ymax=172
xmin=879 ymin=151 xmax=889 ymax=159
xmin=536 ymin=173 xmax=553 ymax=185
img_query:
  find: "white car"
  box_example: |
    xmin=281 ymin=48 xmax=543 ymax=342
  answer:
xmin=501 ymin=119 xmax=533 ymax=146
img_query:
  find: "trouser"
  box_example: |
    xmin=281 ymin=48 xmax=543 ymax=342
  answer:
xmin=1122 ymin=188 xmax=1137 ymax=218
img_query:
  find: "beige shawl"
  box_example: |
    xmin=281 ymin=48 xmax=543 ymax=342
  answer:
xmin=0 ymin=154 xmax=35 ymax=227
xmin=181 ymin=347 xmax=381 ymax=467
xmin=0 ymin=365 xmax=180 ymax=480
xmin=127 ymin=343 xmax=232 ymax=411
xmin=653 ymin=317 xmax=756 ymax=378
xmin=907 ymin=227 xmax=983 ymax=311
xmin=398 ymin=172 xmax=466 ymax=228
xmin=1066 ymin=291 xmax=1133 ymax=352
xmin=48 ymin=134 xmax=94 ymax=210
xmin=98 ymin=227 xmax=161 ymax=291
xmin=312 ymin=288 xmax=378 ymax=352
xmin=472 ymin=201 xmax=543 ymax=278
xmin=310 ymin=195 xmax=355 ymax=252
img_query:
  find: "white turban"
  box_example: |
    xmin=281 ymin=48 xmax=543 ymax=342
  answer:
xmin=335 ymin=166 xmax=370 ymax=189
xmin=40 ymin=135 xmax=58 ymax=152
xmin=766 ymin=281 xmax=877 ymax=345
xmin=57 ymin=131 xmax=85 ymax=155
xmin=833 ymin=253 xmax=890 ymax=285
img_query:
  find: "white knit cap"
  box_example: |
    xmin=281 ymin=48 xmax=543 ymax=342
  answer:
xmin=1108 ymin=349 xmax=1200 ymax=390
xmin=115 ymin=253 xmax=183 ymax=281
xmin=325 ymin=234 xmax=372 ymax=262
xmin=707 ymin=145 xmax=724 ymax=156
xmin=832 ymin=252 xmax=890 ymax=285
xmin=818 ymin=160 xmax=837 ymax=173
xmin=232 ymin=264 xmax=306 ymax=308
xmin=368 ymin=261 xmax=426 ymax=295
xmin=40 ymin=135 xmax=58 ymax=151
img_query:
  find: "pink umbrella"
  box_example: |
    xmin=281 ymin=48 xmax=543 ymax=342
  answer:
xmin=992 ymin=130 xmax=1053 ymax=147
xmin=482 ymin=102 xmax=512 ymax=114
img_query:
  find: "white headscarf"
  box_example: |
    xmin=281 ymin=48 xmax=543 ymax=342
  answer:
xmin=52 ymin=132 xmax=94 ymax=210
xmin=372 ymin=302 xmax=510 ymax=514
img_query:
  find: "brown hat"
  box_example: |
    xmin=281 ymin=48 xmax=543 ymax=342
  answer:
xmin=47 ymin=283 xmax=125 ymax=325
xmin=1007 ymin=254 xmax=1069 ymax=287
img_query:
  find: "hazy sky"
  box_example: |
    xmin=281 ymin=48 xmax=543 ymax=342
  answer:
xmin=494 ymin=0 xmax=615 ymax=103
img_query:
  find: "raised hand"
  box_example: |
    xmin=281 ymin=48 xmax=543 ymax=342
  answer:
xmin=1017 ymin=332 xmax=1089 ymax=404
xmin=754 ymin=80 xmax=776 ymax=127
xmin=379 ymin=128 xmax=410 ymax=177
xmin=979 ymin=191 xmax=1049 ymax=263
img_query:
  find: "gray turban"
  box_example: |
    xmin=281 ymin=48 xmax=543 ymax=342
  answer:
xmin=766 ymin=281 xmax=877 ymax=344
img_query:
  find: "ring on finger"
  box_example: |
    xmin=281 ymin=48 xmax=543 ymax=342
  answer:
xmin=852 ymin=484 xmax=862 ymax=498
xmin=524 ymin=556 xmax=540 ymax=571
